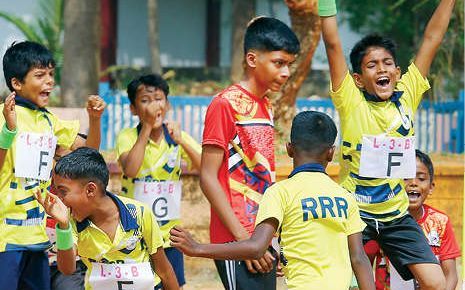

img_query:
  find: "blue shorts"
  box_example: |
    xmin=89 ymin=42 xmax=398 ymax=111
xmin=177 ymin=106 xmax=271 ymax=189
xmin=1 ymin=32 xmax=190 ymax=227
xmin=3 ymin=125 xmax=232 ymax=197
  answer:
xmin=155 ymin=247 xmax=185 ymax=289
xmin=0 ymin=250 xmax=50 ymax=290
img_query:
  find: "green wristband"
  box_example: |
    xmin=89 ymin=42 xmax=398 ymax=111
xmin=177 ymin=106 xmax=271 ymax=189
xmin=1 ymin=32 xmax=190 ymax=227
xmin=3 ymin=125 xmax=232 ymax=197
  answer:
xmin=55 ymin=223 xmax=74 ymax=250
xmin=318 ymin=0 xmax=337 ymax=16
xmin=0 ymin=123 xmax=17 ymax=149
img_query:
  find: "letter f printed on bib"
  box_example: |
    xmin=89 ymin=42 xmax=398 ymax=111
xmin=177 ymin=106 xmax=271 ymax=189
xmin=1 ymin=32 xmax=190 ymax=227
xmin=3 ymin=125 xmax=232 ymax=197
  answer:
xmin=359 ymin=135 xmax=416 ymax=179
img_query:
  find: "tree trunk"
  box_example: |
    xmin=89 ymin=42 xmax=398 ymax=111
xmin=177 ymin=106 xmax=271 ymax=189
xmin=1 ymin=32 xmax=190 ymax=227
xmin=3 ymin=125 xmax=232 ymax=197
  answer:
xmin=148 ymin=0 xmax=162 ymax=74
xmin=61 ymin=0 xmax=100 ymax=107
xmin=230 ymin=0 xmax=255 ymax=83
xmin=272 ymin=0 xmax=321 ymax=150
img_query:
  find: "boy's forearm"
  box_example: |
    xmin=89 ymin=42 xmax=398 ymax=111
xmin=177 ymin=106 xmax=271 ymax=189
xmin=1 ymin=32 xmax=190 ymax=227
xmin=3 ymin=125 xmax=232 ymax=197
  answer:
xmin=120 ymin=125 xmax=151 ymax=177
xmin=57 ymin=248 xmax=77 ymax=275
xmin=180 ymin=141 xmax=201 ymax=170
xmin=351 ymin=253 xmax=375 ymax=290
xmin=415 ymin=0 xmax=455 ymax=76
xmin=85 ymin=117 xmax=101 ymax=149
xmin=441 ymin=259 xmax=458 ymax=290
xmin=196 ymin=239 xmax=266 ymax=261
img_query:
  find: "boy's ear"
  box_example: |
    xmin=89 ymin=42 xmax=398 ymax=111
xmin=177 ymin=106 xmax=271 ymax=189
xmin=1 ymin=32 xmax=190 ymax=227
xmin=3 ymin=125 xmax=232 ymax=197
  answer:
xmin=353 ymin=73 xmax=364 ymax=89
xmin=286 ymin=142 xmax=294 ymax=158
xmin=326 ymin=145 xmax=336 ymax=162
xmin=129 ymin=104 xmax=137 ymax=116
xmin=428 ymin=181 xmax=435 ymax=196
xmin=11 ymin=77 xmax=23 ymax=91
xmin=245 ymin=51 xmax=257 ymax=68
xmin=85 ymin=182 xmax=98 ymax=197
xmin=394 ymin=66 xmax=401 ymax=82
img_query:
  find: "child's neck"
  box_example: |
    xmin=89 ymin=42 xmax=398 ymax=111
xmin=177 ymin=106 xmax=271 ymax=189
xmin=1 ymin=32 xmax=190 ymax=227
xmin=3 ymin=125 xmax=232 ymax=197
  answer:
xmin=293 ymin=157 xmax=328 ymax=169
xmin=89 ymin=194 xmax=120 ymax=241
xmin=239 ymin=79 xmax=267 ymax=99
xmin=408 ymin=205 xmax=425 ymax=221
xmin=149 ymin=126 xmax=164 ymax=144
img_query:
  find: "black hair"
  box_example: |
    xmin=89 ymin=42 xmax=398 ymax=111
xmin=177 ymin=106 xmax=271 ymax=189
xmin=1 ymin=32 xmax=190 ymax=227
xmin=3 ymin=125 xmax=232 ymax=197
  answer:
xmin=244 ymin=17 xmax=300 ymax=55
xmin=349 ymin=34 xmax=397 ymax=74
xmin=291 ymin=111 xmax=337 ymax=155
xmin=415 ymin=149 xmax=434 ymax=183
xmin=54 ymin=147 xmax=109 ymax=189
xmin=3 ymin=41 xmax=55 ymax=92
xmin=126 ymin=73 xmax=169 ymax=106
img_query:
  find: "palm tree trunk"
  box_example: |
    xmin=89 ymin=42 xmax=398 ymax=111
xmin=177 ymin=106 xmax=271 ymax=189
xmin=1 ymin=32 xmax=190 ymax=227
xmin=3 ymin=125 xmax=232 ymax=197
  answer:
xmin=148 ymin=0 xmax=162 ymax=74
xmin=61 ymin=0 xmax=101 ymax=107
xmin=230 ymin=0 xmax=255 ymax=83
xmin=272 ymin=0 xmax=321 ymax=149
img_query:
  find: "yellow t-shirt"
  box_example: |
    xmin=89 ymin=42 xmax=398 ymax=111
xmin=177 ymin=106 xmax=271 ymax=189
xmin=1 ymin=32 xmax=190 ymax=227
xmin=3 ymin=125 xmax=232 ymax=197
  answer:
xmin=0 ymin=101 xmax=79 ymax=252
xmin=72 ymin=193 xmax=164 ymax=289
xmin=115 ymin=125 xmax=201 ymax=247
xmin=330 ymin=63 xmax=430 ymax=221
xmin=255 ymin=164 xmax=365 ymax=290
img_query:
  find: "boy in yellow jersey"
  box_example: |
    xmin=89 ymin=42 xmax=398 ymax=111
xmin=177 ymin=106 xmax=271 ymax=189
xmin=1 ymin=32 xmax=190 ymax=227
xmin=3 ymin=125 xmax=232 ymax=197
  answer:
xmin=170 ymin=111 xmax=376 ymax=290
xmin=318 ymin=0 xmax=454 ymax=289
xmin=35 ymin=147 xmax=179 ymax=290
xmin=115 ymin=73 xmax=201 ymax=289
xmin=0 ymin=41 xmax=104 ymax=290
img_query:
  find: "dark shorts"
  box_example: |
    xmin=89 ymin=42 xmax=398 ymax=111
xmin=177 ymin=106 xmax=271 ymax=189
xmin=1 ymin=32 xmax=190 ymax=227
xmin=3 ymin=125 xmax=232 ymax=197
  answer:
xmin=155 ymin=247 xmax=185 ymax=289
xmin=50 ymin=260 xmax=86 ymax=290
xmin=0 ymin=250 xmax=50 ymax=290
xmin=214 ymin=250 xmax=277 ymax=290
xmin=362 ymin=214 xmax=439 ymax=280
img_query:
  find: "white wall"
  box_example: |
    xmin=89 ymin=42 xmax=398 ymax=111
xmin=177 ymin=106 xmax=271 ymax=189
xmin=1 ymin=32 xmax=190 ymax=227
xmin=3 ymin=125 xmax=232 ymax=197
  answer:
xmin=117 ymin=0 xmax=207 ymax=68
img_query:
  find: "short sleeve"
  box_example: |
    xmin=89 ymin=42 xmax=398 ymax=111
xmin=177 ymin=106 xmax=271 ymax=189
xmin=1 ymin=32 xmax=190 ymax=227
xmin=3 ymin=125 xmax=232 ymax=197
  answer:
xmin=115 ymin=128 xmax=137 ymax=160
xmin=180 ymin=131 xmax=201 ymax=170
xmin=54 ymin=118 xmax=80 ymax=149
xmin=438 ymin=218 xmax=461 ymax=261
xmin=255 ymin=183 xmax=286 ymax=232
xmin=345 ymin=193 xmax=366 ymax=236
xmin=329 ymin=71 xmax=364 ymax=118
xmin=141 ymin=205 xmax=164 ymax=255
xmin=70 ymin=220 xmax=79 ymax=247
xmin=202 ymin=97 xmax=235 ymax=151
xmin=397 ymin=63 xmax=430 ymax=112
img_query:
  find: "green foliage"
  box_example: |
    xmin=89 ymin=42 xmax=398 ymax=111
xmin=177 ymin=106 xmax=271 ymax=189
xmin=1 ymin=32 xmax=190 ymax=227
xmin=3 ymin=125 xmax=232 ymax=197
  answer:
xmin=338 ymin=0 xmax=464 ymax=100
xmin=0 ymin=0 xmax=64 ymax=83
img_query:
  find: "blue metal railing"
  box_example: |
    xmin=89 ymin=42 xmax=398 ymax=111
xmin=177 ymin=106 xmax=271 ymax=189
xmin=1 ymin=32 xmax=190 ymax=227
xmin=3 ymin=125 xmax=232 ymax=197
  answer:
xmin=99 ymin=84 xmax=463 ymax=154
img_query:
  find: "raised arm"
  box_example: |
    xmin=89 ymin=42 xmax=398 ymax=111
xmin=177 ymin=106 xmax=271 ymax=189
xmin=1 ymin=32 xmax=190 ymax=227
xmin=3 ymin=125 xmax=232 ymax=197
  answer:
xmin=348 ymin=232 xmax=375 ymax=290
xmin=0 ymin=92 xmax=16 ymax=169
xmin=33 ymin=190 xmax=78 ymax=275
xmin=414 ymin=0 xmax=455 ymax=77
xmin=319 ymin=0 xmax=349 ymax=91
xmin=118 ymin=122 xmax=151 ymax=178
xmin=170 ymin=219 xmax=277 ymax=261
xmin=165 ymin=121 xmax=201 ymax=170
xmin=70 ymin=95 xmax=105 ymax=150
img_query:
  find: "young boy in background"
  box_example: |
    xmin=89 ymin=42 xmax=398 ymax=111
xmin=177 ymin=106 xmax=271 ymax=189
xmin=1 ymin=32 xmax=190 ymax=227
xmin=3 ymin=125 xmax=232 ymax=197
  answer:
xmin=116 ymin=73 xmax=201 ymax=289
xmin=319 ymin=0 xmax=455 ymax=288
xmin=171 ymin=111 xmax=375 ymax=290
xmin=200 ymin=16 xmax=300 ymax=290
xmin=0 ymin=41 xmax=104 ymax=290
xmin=369 ymin=150 xmax=460 ymax=290
xmin=35 ymin=147 xmax=179 ymax=290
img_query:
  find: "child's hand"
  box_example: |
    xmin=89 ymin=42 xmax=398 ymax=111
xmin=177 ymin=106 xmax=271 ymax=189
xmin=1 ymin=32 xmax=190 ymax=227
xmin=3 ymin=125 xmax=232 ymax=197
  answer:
xmin=169 ymin=226 xmax=200 ymax=256
xmin=2 ymin=92 xmax=16 ymax=131
xmin=34 ymin=190 xmax=69 ymax=228
xmin=142 ymin=102 xmax=162 ymax=127
xmin=86 ymin=95 xmax=105 ymax=119
xmin=165 ymin=121 xmax=182 ymax=145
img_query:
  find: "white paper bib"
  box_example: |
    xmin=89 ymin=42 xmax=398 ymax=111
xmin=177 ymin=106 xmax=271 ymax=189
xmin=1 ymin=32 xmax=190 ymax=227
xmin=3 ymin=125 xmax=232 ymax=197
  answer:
xmin=15 ymin=132 xmax=57 ymax=181
xmin=134 ymin=180 xmax=182 ymax=221
xmin=359 ymin=135 xmax=415 ymax=179
xmin=89 ymin=262 xmax=155 ymax=290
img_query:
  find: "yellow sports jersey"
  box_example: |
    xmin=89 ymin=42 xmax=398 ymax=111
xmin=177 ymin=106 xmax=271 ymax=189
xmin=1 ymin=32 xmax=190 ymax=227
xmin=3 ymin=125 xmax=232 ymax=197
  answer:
xmin=0 ymin=97 xmax=79 ymax=252
xmin=72 ymin=193 xmax=164 ymax=289
xmin=115 ymin=124 xmax=201 ymax=247
xmin=255 ymin=164 xmax=365 ymax=290
xmin=330 ymin=63 xmax=430 ymax=221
